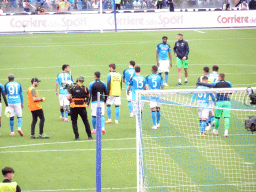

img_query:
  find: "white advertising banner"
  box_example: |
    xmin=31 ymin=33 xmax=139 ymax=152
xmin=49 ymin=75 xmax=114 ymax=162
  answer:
xmin=0 ymin=11 xmax=255 ymax=32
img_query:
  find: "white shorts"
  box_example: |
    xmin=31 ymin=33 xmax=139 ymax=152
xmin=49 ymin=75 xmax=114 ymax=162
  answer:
xmin=106 ymin=96 xmax=121 ymax=106
xmin=158 ymin=60 xmax=169 ymax=73
xmin=132 ymin=100 xmax=145 ymax=114
xmin=126 ymin=90 xmax=132 ymax=101
xmin=0 ymin=103 xmax=2 ymax=117
xmin=150 ymin=101 xmax=161 ymax=109
xmin=91 ymin=102 xmax=105 ymax=117
xmin=198 ymin=108 xmax=209 ymax=119
xmin=59 ymin=94 xmax=70 ymax=106
xmin=9 ymin=103 xmax=22 ymax=118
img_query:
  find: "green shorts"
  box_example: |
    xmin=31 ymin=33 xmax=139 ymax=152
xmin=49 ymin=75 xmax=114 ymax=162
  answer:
xmin=176 ymin=57 xmax=188 ymax=68
xmin=215 ymin=101 xmax=231 ymax=118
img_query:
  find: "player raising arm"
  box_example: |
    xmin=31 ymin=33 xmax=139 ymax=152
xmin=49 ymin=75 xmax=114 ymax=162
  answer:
xmin=146 ymin=65 xmax=164 ymax=129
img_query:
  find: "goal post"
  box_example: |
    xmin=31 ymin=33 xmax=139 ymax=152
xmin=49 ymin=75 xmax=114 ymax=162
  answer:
xmin=136 ymin=87 xmax=256 ymax=192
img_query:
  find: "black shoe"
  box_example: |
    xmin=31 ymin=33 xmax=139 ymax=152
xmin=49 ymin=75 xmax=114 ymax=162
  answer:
xmin=176 ymin=82 xmax=182 ymax=86
xmin=74 ymin=137 xmax=80 ymax=141
xmin=30 ymin=135 xmax=37 ymax=139
xmin=88 ymin=136 xmax=93 ymax=140
xmin=184 ymin=81 xmax=188 ymax=85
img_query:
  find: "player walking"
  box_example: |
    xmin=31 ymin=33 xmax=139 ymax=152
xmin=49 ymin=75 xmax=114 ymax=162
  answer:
xmin=173 ymin=33 xmax=189 ymax=85
xmin=122 ymin=61 xmax=135 ymax=118
xmin=146 ymin=65 xmax=164 ymax=129
xmin=4 ymin=74 xmax=24 ymax=137
xmin=55 ymin=64 xmax=73 ymax=122
xmin=89 ymin=71 xmax=108 ymax=134
xmin=190 ymin=76 xmax=215 ymax=137
xmin=208 ymin=65 xmax=219 ymax=82
xmin=106 ymin=63 xmax=122 ymax=125
xmin=156 ymin=36 xmax=172 ymax=87
xmin=0 ymin=83 xmax=8 ymax=130
xmin=197 ymin=73 xmax=232 ymax=137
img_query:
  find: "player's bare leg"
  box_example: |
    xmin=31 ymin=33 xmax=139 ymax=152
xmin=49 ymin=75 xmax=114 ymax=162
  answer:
xmin=184 ymin=68 xmax=188 ymax=85
xmin=176 ymin=68 xmax=182 ymax=85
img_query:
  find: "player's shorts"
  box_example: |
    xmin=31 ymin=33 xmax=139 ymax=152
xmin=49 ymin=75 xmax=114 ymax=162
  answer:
xmin=0 ymin=103 xmax=2 ymax=117
xmin=198 ymin=108 xmax=209 ymax=119
xmin=176 ymin=58 xmax=188 ymax=69
xmin=150 ymin=101 xmax=161 ymax=109
xmin=215 ymin=101 xmax=231 ymax=118
xmin=9 ymin=103 xmax=22 ymax=118
xmin=132 ymin=100 xmax=145 ymax=114
xmin=91 ymin=102 xmax=105 ymax=117
xmin=106 ymin=96 xmax=121 ymax=106
xmin=158 ymin=60 xmax=169 ymax=73
xmin=126 ymin=90 xmax=132 ymax=101
xmin=59 ymin=94 xmax=70 ymax=106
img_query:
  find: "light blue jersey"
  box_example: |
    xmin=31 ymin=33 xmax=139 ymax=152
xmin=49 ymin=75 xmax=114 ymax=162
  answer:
xmin=55 ymin=72 xmax=73 ymax=95
xmin=156 ymin=43 xmax=171 ymax=61
xmin=190 ymin=86 xmax=215 ymax=108
xmin=208 ymin=72 xmax=219 ymax=82
xmin=0 ymin=84 xmax=4 ymax=93
xmin=129 ymin=75 xmax=146 ymax=100
xmin=146 ymin=74 xmax=163 ymax=90
xmin=123 ymin=68 xmax=135 ymax=90
xmin=4 ymin=81 xmax=23 ymax=105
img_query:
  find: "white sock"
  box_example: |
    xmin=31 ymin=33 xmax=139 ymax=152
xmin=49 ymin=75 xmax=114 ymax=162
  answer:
xmin=178 ymin=78 xmax=181 ymax=83
xmin=185 ymin=77 xmax=188 ymax=81
xmin=102 ymin=127 xmax=105 ymax=131
xmin=18 ymin=127 xmax=21 ymax=130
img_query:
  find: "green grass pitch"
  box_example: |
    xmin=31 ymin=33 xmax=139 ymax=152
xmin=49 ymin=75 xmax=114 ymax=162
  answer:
xmin=0 ymin=29 xmax=256 ymax=192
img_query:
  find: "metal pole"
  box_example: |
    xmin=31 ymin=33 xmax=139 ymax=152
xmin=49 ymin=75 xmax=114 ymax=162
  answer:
xmin=96 ymin=92 xmax=102 ymax=192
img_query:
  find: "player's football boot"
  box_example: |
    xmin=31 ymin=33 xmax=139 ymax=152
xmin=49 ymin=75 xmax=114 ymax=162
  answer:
xmin=91 ymin=129 xmax=96 ymax=134
xmin=38 ymin=133 xmax=49 ymax=139
xmin=30 ymin=135 xmax=37 ymax=139
xmin=157 ymin=123 xmax=160 ymax=128
xmin=102 ymin=130 xmax=106 ymax=134
xmin=10 ymin=132 xmax=15 ymax=136
xmin=88 ymin=136 xmax=93 ymax=140
xmin=199 ymin=133 xmax=206 ymax=137
xmin=60 ymin=116 xmax=65 ymax=121
xmin=184 ymin=81 xmax=188 ymax=85
xmin=152 ymin=125 xmax=157 ymax=129
xmin=115 ymin=120 xmax=119 ymax=124
xmin=224 ymin=130 xmax=228 ymax=137
xmin=163 ymin=83 xmax=169 ymax=87
xmin=213 ymin=129 xmax=218 ymax=136
xmin=203 ymin=131 xmax=207 ymax=135
xmin=130 ymin=113 xmax=134 ymax=118
xmin=17 ymin=129 xmax=24 ymax=136
xmin=74 ymin=137 xmax=80 ymax=141
xmin=106 ymin=119 xmax=112 ymax=124
xmin=64 ymin=118 xmax=69 ymax=122
xmin=205 ymin=124 xmax=211 ymax=131
xmin=176 ymin=82 xmax=182 ymax=86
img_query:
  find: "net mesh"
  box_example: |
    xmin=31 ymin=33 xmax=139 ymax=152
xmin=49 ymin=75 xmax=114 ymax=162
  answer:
xmin=137 ymin=88 xmax=256 ymax=192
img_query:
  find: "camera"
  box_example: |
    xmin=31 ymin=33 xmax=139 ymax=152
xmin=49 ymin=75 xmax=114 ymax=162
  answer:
xmin=247 ymin=87 xmax=256 ymax=105
xmin=245 ymin=116 xmax=256 ymax=134
xmin=61 ymin=80 xmax=74 ymax=89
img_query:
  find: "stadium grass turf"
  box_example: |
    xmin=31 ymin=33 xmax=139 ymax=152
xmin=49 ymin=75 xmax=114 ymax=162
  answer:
xmin=0 ymin=29 xmax=256 ymax=191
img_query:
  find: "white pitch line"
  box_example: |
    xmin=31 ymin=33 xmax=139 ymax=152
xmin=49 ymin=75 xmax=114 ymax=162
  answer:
xmin=23 ymin=187 xmax=137 ymax=192
xmin=194 ymin=30 xmax=205 ymax=34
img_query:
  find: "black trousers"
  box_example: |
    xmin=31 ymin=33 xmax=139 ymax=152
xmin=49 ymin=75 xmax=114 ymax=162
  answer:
xmin=70 ymin=107 xmax=92 ymax=139
xmin=157 ymin=2 xmax=163 ymax=9
xmin=115 ymin=4 xmax=120 ymax=10
xmin=31 ymin=109 xmax=45 ymax=135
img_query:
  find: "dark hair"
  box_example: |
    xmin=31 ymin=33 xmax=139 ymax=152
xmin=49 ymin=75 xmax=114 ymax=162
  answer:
xmin=152 ymin=65 xmax=158 ymax=72
xmin=95 ymin=71 xmax=101 ymax=78
xmin=219 ymin=73 xmax=225 ymax=80
xmin=109 ymin=63 xmax=116 ymax=70
xmin=62 ymin=64 xmax=69 ymax=71
xmin=212 ymin=65 xmax=219 ymax=72
xmin=2 ymin=167 xmax=14 ymax=176
xmin=203 ymin=67 xmax=210 ymax=73
xmin=202 ymin=76 xmax=208 ymax=81
xmin=129 ymin=61 xmax=135 ymax=67
xmin=135 ymin=66 xmax=141 ymax=73
xmin=162 ymin=36 xmax=168 ymax=40
xmin=8 ymin=74 xmax=14 ymax=82
xmin=177 ymin=33 xmax=183 ymax=37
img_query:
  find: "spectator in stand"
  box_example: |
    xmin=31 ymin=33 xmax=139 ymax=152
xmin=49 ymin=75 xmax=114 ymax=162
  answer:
xmin=35 ymin=4 xmax=45 ymax=14
xmin=57 ymin=0 xmax=66 ymax=11
xmin=106 ymin=1 xmax=111 ymax=8
xmin=133 ymin=0 xmax=140 ymax=9
xmin=249 ymin=0 xmax=256 ymax=9
xmin=223 ymin=0 xmax=230 ymax=10
xmin=0 ymin=6 xmax=3 ymax=14
xmin=167 ymin=0 xmax=174 ymax=11
xmin=92 ymin=0 xmax=98 ymax=9
xmin=23 ymin=0 xmax=30 ymax=12
xmin=142 ymin=0 xmax=147 ymax=8
xmin=157 ymin=0 xmax=163 ymax=9
xmin=115 ymin=0 xmax=121 ymax=10
xmin=239 ymin=0 xmax=249 ymax=10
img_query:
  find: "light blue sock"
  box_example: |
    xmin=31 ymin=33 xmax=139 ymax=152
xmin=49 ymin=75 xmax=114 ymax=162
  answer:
xmin=165 ymin=73 xmax=169 ymax=83
xmin=199 ymin=120 xmax=206 ymax=134
xmin=151 ymin=111 xmax=156 ymax=126
xmin=65 ymin=111 xmax=68 ymax=119
xmin=101 ymin=116 xmax=105 ymax=128
xmin=107 ymin=106 xmax=111 ymax=119
xmin=10 ymin=119 xmax=14 ymax=132
xmin=157 ymin=111 xmax=161 ymax=124
xmin=92 ymin=116 xmax=96 ymax=129
xmin=128 ymin=102 xmax=133 ymax=113
xmin=115 ymin=107 xmax=120 ymax=121
xmin=17 ymin=117 xmax=22 ymax=128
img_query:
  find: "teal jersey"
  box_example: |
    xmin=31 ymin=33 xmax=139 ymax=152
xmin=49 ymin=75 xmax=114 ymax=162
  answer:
xmin=129 ymin=75 xmax=146 ymax=100
xmin=190 ymin=86 xmax=215 ymax=108
xmin=55 ymin=72 xmax=73 ymax=95
xmin=4 ymin=81 xmax=23 ymax=105
xmin=156 ymin=43 xmax=171 ymax=61
xmin=123 ymin=68 xmax=135 ymax=90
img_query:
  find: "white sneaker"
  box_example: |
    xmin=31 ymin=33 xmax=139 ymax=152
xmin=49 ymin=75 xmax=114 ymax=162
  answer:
xmin=213 ymin=129 xmax=218 ymax=136
xmin=130 ymin=113 xmax=134 ymax=118
xmin=163 ymin=83 xmax=169 ymax=87
xmin=156 ymin=123 xmax=160 ymax=128
xmin=205 ymin=124 xmax=211 ymax=131
xmin=152 ymin=125 xmax=157 ymax=129
xmin=224 ymin=130 xmax=228 ymax=137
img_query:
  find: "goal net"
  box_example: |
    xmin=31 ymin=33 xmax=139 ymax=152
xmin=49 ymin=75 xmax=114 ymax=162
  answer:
xmin=136 ymin=87 xmax=256 ymax=192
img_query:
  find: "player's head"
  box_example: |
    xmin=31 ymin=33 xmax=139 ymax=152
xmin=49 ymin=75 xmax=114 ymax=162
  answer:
xmin=151 ymin=65 xmax=158 ymax=74
xmin=62 ymin=64 xmax=70 ymax=72
xmin=203 ymin=67 xmax=210 ymax=75
xmin=8 ymin=74 xmax=14 ymax=82
xmin=31 ymin=77 xmax=41 ymax=87
xmin=135 ymin=66 xmax=141 ymax=74
xmin=212 ymin=65 xmax=219 ymax=72
xmin=109 ymin=63 xmax=116 ymax=72
xmin=202 ymin=76 xmax=208 ymax=83
xmin=177 ymin=33 xmax=183 ymax=41
xmin=76 ymin=76 xmax=84 ymax=83
xmin=218 ymin=73 xmax=225 ymax=81
xmin=94 ymin=71 xmax=101 ymax=79
xmin=129 ymin=61 xmax=135 ymax=68
xmin=162 ymin=36 xmax=168 ymax=44
xmin=2 ymin=167 xmax=14 ymax=180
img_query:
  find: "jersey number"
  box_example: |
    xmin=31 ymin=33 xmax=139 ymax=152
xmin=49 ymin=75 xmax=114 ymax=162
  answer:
xmin=152 ymin=77 xmax=157 ymax=88
xmin=8 ymin=84 xmax=18 ymax=95
xmin=198 ymin=93 xmax=207 ymax=99
xmin=136 ymin=79 xmax=144 ymax=88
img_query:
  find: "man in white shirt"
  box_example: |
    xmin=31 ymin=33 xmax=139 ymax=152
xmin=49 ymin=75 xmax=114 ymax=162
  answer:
xmin=239 ymin=0 xmax=249 ymax=10
xmin=133 ymin=0 xmax=141 ymax=9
